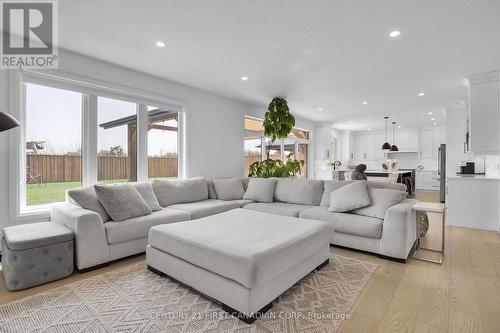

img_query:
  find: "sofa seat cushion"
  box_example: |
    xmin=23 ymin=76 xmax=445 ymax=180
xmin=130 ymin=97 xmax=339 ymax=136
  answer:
xmin=148 ymin=209 xmax=331 ymax=288
xmin=227 ymin=199 xmax=254 ymax=207
xmin=168 ymin=199 xmax=240 ymax=219
xmin=299 ymin=206 xmax=383 ymax=239
xmin=244 ymin=202 xmax=314 ymax=217
xmin=105 ymin=208 xmax=190 ymax=244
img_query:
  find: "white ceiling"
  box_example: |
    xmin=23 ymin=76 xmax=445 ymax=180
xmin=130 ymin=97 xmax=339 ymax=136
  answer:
xmin=59 ymin=0 xmax=500 ymax=130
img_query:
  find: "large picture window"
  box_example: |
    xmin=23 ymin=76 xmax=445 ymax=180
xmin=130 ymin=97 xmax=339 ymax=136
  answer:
xmin=25 ymin=83 xmax=82 ymax=206
xmin=15 ymin=72 xmax=184 ymax=216
xmin=97 ymin=97 xmax=137 ymax=183
xmin=147 ymin=106 xmax=178 ymax=179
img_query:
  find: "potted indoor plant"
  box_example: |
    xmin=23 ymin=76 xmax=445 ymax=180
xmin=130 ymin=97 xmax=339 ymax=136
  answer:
xmin=248 ymin=97 xmax=304 ymax=178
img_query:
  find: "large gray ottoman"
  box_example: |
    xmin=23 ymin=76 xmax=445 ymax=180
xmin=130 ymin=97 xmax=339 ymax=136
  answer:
xmin=1 ymin=222 xmax=74 ymax=291
xmin=147 ymin=208 xmax=332 ymax=323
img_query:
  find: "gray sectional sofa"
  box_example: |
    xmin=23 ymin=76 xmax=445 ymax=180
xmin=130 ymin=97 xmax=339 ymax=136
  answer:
xmin=50 ymin=177 xmax=417 ymax=270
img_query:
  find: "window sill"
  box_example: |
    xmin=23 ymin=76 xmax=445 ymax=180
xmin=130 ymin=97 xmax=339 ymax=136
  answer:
xmin=15 ymin=205 xmax=51 ymax=223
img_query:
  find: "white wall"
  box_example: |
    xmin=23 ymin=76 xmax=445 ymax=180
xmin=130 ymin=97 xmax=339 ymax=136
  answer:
xmin=0 ymin=50 xmax=264 ymax=228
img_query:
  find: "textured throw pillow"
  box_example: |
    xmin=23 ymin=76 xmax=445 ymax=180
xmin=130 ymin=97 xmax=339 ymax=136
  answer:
xmin=133 ymin=182 xmax=162 ymax=211
xmin=152 ymin=177 xmax=209 ymax=207
xmin=212 ymin=178 xmax=245 ymax=200
xmin=328 ymin=181 xmax=370 ymax=212
xmin=94 ymin=184 xmax=152 ymax=222
xmin=320 ymin=180 xmax=355 ymax=206
xmin=243 ymin=178 xmax=277 ymax=203
xmin=351 ymin=187 xmax=407 ymax=219
xmin=67 ymin=186 xmax=110 ymax=222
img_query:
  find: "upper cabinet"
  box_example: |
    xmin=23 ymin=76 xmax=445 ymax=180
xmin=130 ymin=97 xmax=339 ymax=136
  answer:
xmin=394 ymin=127 xmax=419 ymax=151
xmin=466 ymin=71 xmax=499 ymax=154
xmin=419 ymin=127 xmax=445 ymax=159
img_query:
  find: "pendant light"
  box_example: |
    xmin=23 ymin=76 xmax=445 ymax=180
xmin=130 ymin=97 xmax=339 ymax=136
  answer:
xmin=390 ymin=121 xmax=399 ymax=151
xmin=0 ymin=111 xmax=20 ymax=132
xmin=381 ymin=116 xmax=391 ymax=150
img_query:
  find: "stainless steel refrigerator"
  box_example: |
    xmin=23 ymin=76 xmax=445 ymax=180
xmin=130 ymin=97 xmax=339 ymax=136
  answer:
xmin=438 ymin=144 xmax=446 ymax=203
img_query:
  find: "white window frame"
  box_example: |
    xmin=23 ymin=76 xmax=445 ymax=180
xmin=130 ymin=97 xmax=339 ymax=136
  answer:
xmin=9 ymin=69 xmax=186 ymax=222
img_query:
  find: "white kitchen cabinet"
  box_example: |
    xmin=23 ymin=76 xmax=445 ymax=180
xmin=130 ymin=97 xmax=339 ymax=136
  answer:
xmin=420 ymin=129 xmax=434 ymax=158
xmin=350 ymin=133 xmax=385 ymax=161
xmin=447 ymin=177 xmax=499 ymax=231
xmin=373 ymin=133 xmax=385 ymax=159
xmin=432 ymin=128 xmax=446 ymax=159
xmin=395 ymin=128 xmax=419 ymax=151
xmin=416 ymin=170 xmax=440 ymax=191
xmin=466 ymin=71 xmax=499 ymax=154
xmin=419 ymin=127 xmax=445 ymax=159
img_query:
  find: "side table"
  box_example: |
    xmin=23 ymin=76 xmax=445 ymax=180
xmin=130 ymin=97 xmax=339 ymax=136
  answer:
xmin=412 ymin=202 xmax=446 ymax=264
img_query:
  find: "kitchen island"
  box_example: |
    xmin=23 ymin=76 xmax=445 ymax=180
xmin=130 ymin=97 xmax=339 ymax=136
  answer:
xmin=365 ymin=170 xmax=413 ymax=182
xmin=365 ymin=170 xmax=415 ymax=195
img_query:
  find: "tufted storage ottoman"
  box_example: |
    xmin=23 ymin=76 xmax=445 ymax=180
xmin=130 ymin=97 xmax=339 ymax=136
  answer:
xmin=1 ymin=222 xmax=74 ymax=291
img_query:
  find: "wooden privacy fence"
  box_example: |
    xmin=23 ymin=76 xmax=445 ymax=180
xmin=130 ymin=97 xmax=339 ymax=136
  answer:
xmin=26 ymin=155 xmax=179 ymax=183
xmin=27 ymin=154 xmax=305 ymax=183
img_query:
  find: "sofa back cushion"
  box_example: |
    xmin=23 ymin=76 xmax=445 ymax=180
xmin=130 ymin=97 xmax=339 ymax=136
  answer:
xmin=94 ymin=184 xmax=152 ymax=222
xmin=274 ymin=178 xmax=324 ymax=205
xmin=132 ymin=182 xmax=162 ymax=211
xmin=243 ymin=178 xmax=276 ymax=203
xmin=152 ymin=177 xmax=209 ymax=207
xmin=320 ymin=180 xmax=355 ymax=206
xmin=329 ymin=181 xmax=370 ymax=212
xmin=351 ymin=187 xmax=407 ymax=219
xmin=67 ymin=186 xmax=110 ymax=222
xmin=212 ymin=178 xmax=245 ymax=200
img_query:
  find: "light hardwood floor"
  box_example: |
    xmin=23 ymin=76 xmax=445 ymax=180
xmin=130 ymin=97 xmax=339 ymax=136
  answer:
xmin=1 ymin=191 xmax=499 ymax=333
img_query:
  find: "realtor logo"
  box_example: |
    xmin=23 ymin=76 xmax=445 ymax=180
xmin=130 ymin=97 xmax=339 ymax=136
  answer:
xmin=1 ymin=0 xmax=58 ymax=68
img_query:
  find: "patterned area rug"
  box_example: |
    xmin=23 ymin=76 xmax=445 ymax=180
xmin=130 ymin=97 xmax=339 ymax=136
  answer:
xmin=0 ymin=251 xmax=377 ymax=333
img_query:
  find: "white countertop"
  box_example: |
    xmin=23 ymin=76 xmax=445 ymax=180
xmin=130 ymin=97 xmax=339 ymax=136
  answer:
xmin=447 ymin=174 xmax=500 ymax=181
xmin=365 ymin=170 xmax=413 ymax=174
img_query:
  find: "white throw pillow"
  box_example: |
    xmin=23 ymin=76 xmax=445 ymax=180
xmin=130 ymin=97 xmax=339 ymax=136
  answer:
xmin=212 ymin=178 xmax=245 ymax=200
xmin=328 ymin=181 xmax=370 ymax=212
xmin=351 ymin=187 xmax=407 ymax=219
xmin=94 ymin=184 xmax=152 ymax=222
xmin=243 ymin=178 xmax=277 ymax=203
xmin=133 ymin=182 xmax=162 ymax=211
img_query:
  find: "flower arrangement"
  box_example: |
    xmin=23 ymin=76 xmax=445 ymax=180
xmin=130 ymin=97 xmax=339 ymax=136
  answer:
xmin=384 ymin=159 xmax=399 ymax=171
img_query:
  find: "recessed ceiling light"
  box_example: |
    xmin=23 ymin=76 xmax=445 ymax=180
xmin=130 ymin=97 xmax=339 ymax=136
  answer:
xmin=398 ymin=125 xmax=402 ymax=128
xmin=240 ymin=76 xmax=248 ymax=81
xmin=433 ymin=122 xmax=438 ymax=126
xmin=155 ymin=41 xmax=165 ymax=47
xmin=389 ymin=30 xmax=401 ymax=38
xmin=430 ymin=118 xmax=436 ymax=121
xmin=362 ymin=101 xmax=368 ymax=105
xmin=349 ymin=120 xmax=353 ymax=124
xmin=418 ymin=92 xmax=425 ymax=97
xmin=428 ymin=112 xmax=433 ymax=115
xmin=318 ymin=108 xmax=323 ymax=112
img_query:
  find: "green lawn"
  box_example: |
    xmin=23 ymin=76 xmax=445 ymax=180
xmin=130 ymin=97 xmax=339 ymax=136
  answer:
xmin=27 ymin=177 xmax=175 ymax=206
